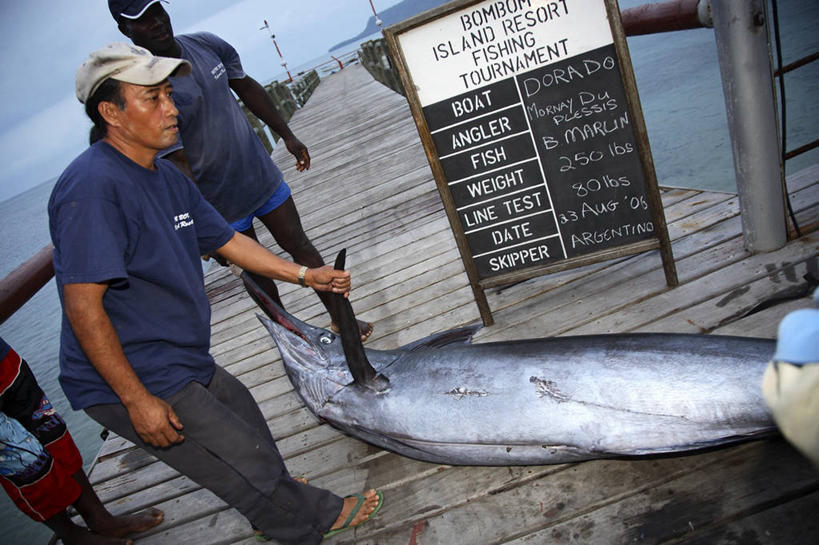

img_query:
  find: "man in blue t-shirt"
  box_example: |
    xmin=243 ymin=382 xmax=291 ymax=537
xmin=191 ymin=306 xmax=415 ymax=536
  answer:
xmin=50 ymin=43 xmax=381 ymax=545
xmin=109 ymin=0 xmax=374 ymax=343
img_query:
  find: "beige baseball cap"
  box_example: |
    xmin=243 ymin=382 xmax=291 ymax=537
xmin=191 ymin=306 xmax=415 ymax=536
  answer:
xmin=75 ymin=42 xmax=191 ymax=104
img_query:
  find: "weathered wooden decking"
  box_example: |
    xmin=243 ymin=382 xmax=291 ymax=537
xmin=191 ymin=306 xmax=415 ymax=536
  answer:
xmin=84 ymin=63 xmax=818 ymax=545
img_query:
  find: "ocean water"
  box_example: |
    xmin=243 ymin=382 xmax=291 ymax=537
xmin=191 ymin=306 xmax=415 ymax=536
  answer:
xmin=1 ymin=2 xmax=817 ymax=542
xmin=0 ymin=178 xmax=98 ymax=545
xmin=622 ymin=0 xmax=819 ymax=191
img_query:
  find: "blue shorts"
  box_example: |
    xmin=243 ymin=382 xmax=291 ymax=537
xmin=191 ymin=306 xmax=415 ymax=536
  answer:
xmin=229 ymin=182 xmax=291 ymax=232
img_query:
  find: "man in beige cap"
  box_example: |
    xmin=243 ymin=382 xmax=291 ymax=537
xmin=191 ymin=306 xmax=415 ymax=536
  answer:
xmin=48 ymin=44 xmax=381 ymax=545
xmin=109 ymin=0 xmax=375 ymax=344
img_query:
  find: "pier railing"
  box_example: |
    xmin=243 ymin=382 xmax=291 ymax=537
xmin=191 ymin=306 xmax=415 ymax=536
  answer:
xmin=290 ymin=70 xmax=321 ymax=106
xmin=771 ymin=45 xmax=819 ymax=162
xmin=239 ymin=70 xmax=321 ymax=153
xmin=623 ymin=0 xmax=817 ymax=164
xmin=0 ymin=244 xmax=53 ymax=325
xmin=359 ymin=39 xmax=405 ymax=96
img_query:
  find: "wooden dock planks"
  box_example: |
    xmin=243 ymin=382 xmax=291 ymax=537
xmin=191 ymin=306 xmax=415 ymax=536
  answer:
xmin=77 ymin=63 xmax=818 ymax=545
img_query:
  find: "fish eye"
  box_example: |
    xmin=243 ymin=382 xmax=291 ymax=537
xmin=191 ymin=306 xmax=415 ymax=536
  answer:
xmin=319 ymin=334 xmax=333 ymax=345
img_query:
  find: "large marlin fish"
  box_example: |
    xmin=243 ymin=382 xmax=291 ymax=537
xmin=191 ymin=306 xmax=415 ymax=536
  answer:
xmin=245 ymin=255 xmax=777 ymax=466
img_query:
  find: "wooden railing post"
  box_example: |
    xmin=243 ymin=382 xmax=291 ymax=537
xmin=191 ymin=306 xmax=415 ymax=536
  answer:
xmin=0 ymin=244 xmax=54 ymax=325
xmin=359 ymin=39 xmax=405 ymax=96
xmin=290 ymin=70 xmax=320 ymax=106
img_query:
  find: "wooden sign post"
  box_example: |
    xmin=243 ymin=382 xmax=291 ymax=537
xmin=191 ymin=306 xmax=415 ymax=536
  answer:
xmin=385 ymin=0 xmax=677 ymax=325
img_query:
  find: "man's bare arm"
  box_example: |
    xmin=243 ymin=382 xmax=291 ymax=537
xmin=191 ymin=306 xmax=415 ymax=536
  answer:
xmin=229 ymin=75 xmax=310 ymax=171
xmin=63 ymin=282 xmax=184 ymax=447
xmin=216 ymin=232 xmax=350 ymax=294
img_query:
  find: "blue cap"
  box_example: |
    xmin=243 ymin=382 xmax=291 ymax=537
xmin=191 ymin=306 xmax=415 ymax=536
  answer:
xmin=108 ymin=0 xmax=167 ymax=22
xmin=773 ymin=303 xmax=819 ymax=364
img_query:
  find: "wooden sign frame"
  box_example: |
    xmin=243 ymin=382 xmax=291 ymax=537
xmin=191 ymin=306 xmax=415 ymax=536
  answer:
xmin=385 ymin=0 xmax=678 ymax=326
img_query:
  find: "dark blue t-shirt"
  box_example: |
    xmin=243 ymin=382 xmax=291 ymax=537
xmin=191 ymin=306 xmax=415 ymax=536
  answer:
xmin=48 ymin=142 xmax=235 ymax=410
xmin=165 ymin=32 xmax=285 ymax=223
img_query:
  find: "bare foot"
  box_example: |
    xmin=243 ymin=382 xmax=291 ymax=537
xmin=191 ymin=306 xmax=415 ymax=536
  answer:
xmin=327 ymin=489 xmax=381 ymax=534
xmin=91 ymin=508 xmax=164 ymax=538
xmin=358 ymin=321 xmax=374 ymax=342
xmin=331 ymin=320 xmax=374 ymax=343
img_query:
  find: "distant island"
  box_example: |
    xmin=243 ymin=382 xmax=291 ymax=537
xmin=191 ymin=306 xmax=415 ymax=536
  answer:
xmin=329 ymin=0 xmax=449 ymax=51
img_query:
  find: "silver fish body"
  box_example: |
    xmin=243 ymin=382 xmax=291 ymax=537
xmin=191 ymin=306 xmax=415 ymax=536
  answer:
xmin=258 ymin=310 xmax=776 ymax=466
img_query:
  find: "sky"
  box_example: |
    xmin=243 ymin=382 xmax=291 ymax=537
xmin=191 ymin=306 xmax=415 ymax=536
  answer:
xmin=0 ymin=0 xmax=402 ymax=202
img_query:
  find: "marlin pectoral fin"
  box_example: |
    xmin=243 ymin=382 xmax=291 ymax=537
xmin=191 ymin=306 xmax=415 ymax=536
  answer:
xmin=332 ymin=249 xmax=390 ymax=393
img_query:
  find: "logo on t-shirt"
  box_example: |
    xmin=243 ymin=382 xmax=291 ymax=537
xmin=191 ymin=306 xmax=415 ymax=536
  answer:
xmin=174 ymin=212 xmax=195 ymax=230
xmin=211 ymin=62 xmax=227 ymax=80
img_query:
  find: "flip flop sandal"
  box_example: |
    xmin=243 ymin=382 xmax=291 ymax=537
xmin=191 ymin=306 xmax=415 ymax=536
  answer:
xmin=323 ymin=490 xmax=383 ymax=538
xmin=252 ymin=527 xmax=271 ymax=542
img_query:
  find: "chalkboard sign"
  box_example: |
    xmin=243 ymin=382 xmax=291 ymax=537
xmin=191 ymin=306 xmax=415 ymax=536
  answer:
xmin=385 ymin=0 xmax=677 ymax=325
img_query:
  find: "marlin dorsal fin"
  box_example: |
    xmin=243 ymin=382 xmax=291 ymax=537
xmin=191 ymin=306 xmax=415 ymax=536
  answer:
xmin=332 ymin=249 xmax=389 ymax=392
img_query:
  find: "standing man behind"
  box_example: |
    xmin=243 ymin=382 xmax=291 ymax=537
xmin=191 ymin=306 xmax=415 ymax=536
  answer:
xmin=49 ymin=43 xmax=381 ymax=544
xmin=109 ymin=0 xmax=373 ymax=342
